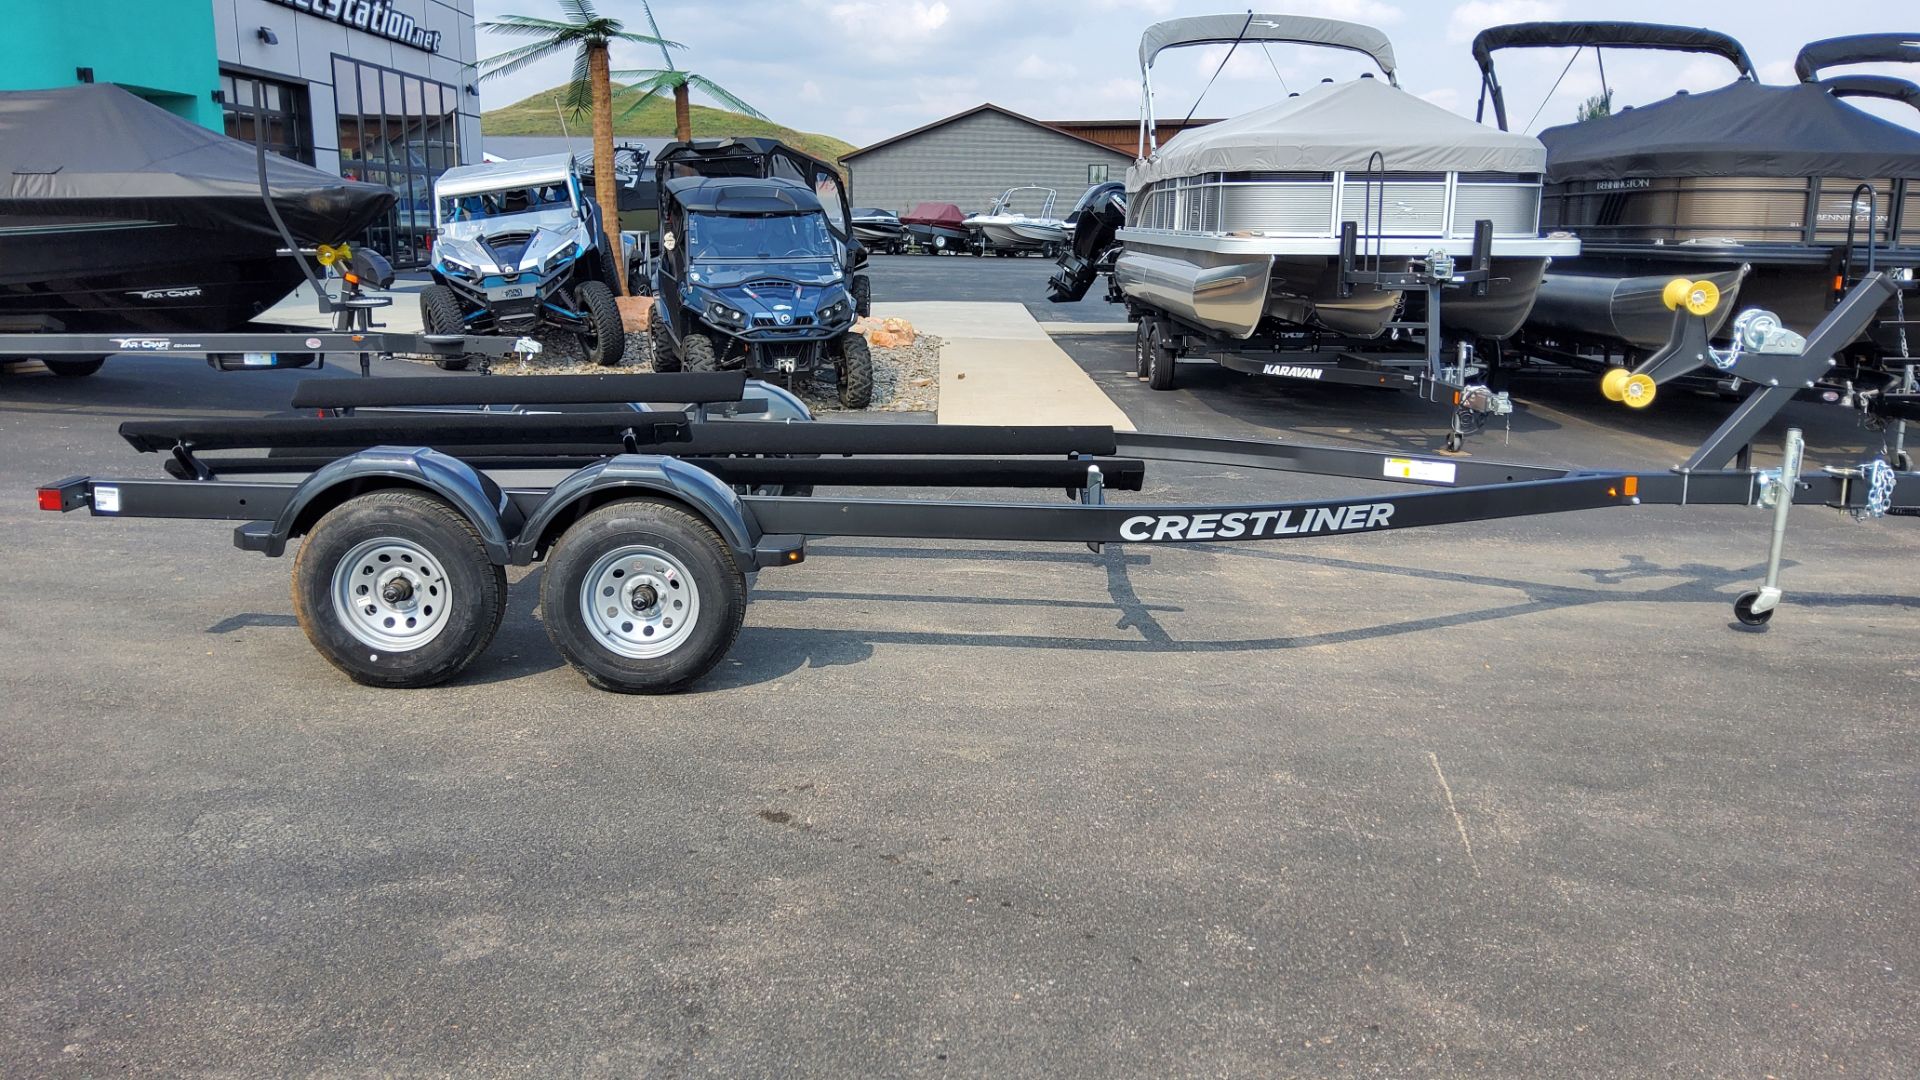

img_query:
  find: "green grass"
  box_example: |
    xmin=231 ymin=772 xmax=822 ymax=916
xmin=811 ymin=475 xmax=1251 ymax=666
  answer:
xmin=481 ymin=82 xmax=857 ymax=165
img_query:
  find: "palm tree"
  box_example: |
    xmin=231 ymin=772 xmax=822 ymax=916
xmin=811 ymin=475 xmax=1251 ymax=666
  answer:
xmin=613 ymin=0 xmax=766 ymax=142
xmin=478 ymin=1 xmax=682 ymax=295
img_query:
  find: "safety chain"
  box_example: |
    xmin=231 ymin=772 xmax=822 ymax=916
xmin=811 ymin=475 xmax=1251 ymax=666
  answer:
xmin=1851 ymin=458 xmax=1898 ymax=521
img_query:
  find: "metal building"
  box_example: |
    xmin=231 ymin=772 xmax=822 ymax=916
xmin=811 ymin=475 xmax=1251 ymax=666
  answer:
xmin=844 ymin=104 xmax=1133 ymax=216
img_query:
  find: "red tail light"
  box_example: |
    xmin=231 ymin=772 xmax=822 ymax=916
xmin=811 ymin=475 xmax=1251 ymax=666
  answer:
xmin=37 ymin=488 xmax=64 ymax=511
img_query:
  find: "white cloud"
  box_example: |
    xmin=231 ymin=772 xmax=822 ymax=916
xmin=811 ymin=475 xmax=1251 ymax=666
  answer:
xmin=1421 ymin=87 xmax=1463 ymax=111
xmin=1017 ymin=54 xmax=1078 ymax=80
xmin=1447 ymin=1 xmax=1561 ymax=44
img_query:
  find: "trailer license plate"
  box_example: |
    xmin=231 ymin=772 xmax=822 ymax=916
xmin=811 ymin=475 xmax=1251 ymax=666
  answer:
xmin=487 ymin=285 xmax=531 ymax=302
xmin=242 ymin=352 xmax=276 ymax=367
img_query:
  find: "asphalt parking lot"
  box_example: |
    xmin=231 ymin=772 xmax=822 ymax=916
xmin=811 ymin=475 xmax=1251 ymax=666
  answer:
xmin=4 ymin=258 xmax=1919 ymax=1077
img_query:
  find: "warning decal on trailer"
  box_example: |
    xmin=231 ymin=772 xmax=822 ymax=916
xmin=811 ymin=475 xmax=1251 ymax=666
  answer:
xmin=1383 ymin=458 xmax=1456 ymax=485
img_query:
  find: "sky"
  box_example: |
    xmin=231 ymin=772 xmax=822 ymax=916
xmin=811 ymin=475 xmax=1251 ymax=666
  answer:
xmin=469 ymin=1 xmax=1920 ymax=147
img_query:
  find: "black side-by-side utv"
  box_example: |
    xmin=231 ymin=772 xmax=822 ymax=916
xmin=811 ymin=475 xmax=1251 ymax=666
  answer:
xmin=646 ymin=138 xmax=874 ymax=407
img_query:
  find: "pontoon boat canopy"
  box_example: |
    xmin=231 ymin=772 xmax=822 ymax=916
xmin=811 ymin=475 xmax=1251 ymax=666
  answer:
xmin=1138 ymin=14 xmax=1396 ymax=78
xmin=1128 ymin=77 xmax=1544 ymax=191
xmin=1538 ymin=80 xmax=1920 ymax=182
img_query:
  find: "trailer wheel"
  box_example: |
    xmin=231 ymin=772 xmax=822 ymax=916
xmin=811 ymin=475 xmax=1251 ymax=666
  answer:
xmin=576 ymin=280 xmax=626 ymax=366
xmin=291 ymin=491 xmax=507 ymax=689
xmin=1146 ymin=321 xmax=1177 ymax=391
xmin=648 ymin=317 xmax=681 ymax=372
xmin=1134 ymin=321 xmax=1153 ymax=380
xmin=44 ymin=357 xmax=106 ymax=378
xmin=420 ymin=284 xmax=472 ymax=371
xmin=837 ymin=333 xmax=874 ymax=409
xmin=681 ymin=332 xmax=720 ymax=372
xmin=540 ymin=500 xmax=747 ymax=694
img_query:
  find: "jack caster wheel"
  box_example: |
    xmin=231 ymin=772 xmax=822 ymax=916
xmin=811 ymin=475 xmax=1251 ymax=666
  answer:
xmin=540 ymin=500 xmax=747 ymax=694
xmin=292 ymin=491 xmax=507 ymax=688
xmin=1444 ymin=432 xmax=1465 ymax=453
xmin=1733 ymin=591 xmax=1774 ymax=627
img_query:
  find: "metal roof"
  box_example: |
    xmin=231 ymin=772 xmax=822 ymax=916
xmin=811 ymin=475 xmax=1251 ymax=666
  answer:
xmin=842 ymin=103 xmax=1133 ymax=161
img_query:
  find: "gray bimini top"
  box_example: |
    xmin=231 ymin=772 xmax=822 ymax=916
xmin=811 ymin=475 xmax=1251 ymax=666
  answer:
xmin=1138 ymin=13 xmax=1397 ymax=81
xmin=1129 ymin=77 xmax=1546 ymax=191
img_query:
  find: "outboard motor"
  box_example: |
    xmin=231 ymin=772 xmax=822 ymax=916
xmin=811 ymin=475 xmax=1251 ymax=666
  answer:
xmin=1048 ymin=181 xmax=1128 ymax=303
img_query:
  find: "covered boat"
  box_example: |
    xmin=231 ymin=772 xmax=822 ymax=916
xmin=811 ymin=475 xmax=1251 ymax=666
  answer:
xmin=1116 ymin=14 xmax=1576 ymax=341
xmin=900 ymin=202 xmax=969 ymax=252
xmin=0 ymin=84 xmax=392 ymax=335
xmin=1474 ymin=23 xmax=1920 ymax=360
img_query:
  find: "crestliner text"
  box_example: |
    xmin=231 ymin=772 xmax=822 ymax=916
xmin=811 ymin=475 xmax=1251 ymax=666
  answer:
xmin=1118 ymin=503 xmax=1395 ymax=541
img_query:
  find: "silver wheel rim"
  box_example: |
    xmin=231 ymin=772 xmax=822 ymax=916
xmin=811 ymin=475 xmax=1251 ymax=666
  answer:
xmin=579 ymin=544 xmax=701 ymax=659
xmin=330 ymin=538 xmax=453 ymax=652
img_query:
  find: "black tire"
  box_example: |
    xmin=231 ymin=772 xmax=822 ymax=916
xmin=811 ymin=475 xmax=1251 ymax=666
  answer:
xmin=45 ymin=357 xmax=106 ymax=378
xmin=1134 ymin=320 xmax=1153 ymax=381
xmin=539 ymin=500 xmax=747 ymax=694
xmin=681 ymin=332 xmax=720 ymax=372
xmin=1733 ymin=591 xmax=1774 ymax=628
xmin=290 ymin=490 xmax=507 ymax=689
xmin=838 ymin=333 xmax=874 ymax=409
xmin=1147 ymin=320 xmax=1176 ymax=391
xmin=851 ymin=275 xmax=872 ymax=318
xmin=576 ymin=279 xmax=626 ymax=366
xmin=419 ymin=284 xmax=471 ymax=371
xmin=648 ymin=316 xmax=681 ymax=372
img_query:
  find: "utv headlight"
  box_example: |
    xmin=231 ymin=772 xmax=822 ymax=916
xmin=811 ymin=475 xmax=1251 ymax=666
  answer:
xmin=542 ymin=247 xmax=577 ymax=274
xmin=705 ymin=300 xmax=748 ymax=326
xmin=437 ymin=256 xmax=476 ymax=280
xmin=819 ymin=297 xmax=852 ymax=324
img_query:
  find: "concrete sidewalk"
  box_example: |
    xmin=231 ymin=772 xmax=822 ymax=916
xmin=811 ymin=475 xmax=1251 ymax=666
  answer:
xmin=254 ymin=279 xmax=428 ymax=333
xmin=873 ymin=301 xmax=1133 ymax=429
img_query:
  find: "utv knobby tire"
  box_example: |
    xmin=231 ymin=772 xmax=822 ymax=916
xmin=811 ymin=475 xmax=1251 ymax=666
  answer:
xmin=419 ymin=284 xmax=472 ymax=371
xmin=291 ymin=490 xmax=507 ymax=689
xmin=851 ymin=274 xmax=872 ymax=318
xmin=837 ymin=333 xmax=874 ymax=409
xmin=45 ymin=357 xmax=106 ymax=378
xmin=648 ymin=317 xmax=681 ymax=372
xmin=680 ymin=333 xmax=720 ymax=372
xmin=576 ymin=279 xmax=626 ymax=366
xmin=539 ymin=500 xmax=747 ymax=694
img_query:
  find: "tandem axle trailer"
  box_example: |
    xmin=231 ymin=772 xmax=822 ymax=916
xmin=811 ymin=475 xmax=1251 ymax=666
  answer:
xmin=35 ymin=343 xmax=1917 ymax=693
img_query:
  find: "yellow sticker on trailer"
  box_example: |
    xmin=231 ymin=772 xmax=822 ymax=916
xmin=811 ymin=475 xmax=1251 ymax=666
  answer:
xmin=1383 ymin=458 xmax=1456 ymax=485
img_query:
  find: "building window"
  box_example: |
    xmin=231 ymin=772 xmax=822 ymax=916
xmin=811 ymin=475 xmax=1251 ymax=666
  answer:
xmin=332 ymin=55 xmax=460 ymax=268
xmin=221 ymin=72 xmax=312 ymax=165
xmin=1089 ymin=164 xmax=1110 ymax=184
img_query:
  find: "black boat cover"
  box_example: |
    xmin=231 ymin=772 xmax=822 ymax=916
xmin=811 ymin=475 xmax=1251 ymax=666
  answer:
xmin=0 ymin=84 xmax=392 ymax=242
xmin=1471 ymin=22 xmax=1755 ymax=79
xmin=1538 ymin=80 xmax=1920 ymax=182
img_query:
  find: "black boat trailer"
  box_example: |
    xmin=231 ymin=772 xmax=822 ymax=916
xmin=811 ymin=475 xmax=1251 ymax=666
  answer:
xmin=1118 ymin=220 xmax=1512 ymax=453
xmin=33 ymin=336 xmax=1918 ymax=692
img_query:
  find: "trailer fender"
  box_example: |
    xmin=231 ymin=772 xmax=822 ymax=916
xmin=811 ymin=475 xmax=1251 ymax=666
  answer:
xmin=245 ymin=447 xmax=518 ymax=561
xmin=510 ymin=455 xmax=759 ymax=567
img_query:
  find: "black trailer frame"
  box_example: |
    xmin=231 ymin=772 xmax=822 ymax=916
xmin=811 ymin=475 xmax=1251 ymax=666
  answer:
xmin=34 ymin=340 xmax=1918 ymax=692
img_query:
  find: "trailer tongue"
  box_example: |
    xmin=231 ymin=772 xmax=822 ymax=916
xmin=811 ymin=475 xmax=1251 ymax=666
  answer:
xmin=33 ymin=282 xmax=1920 ymax=692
